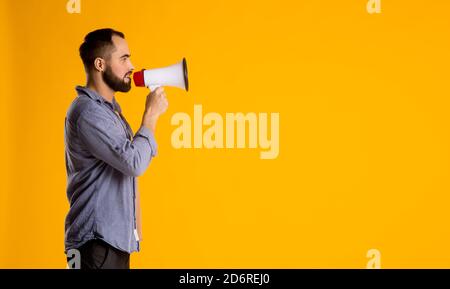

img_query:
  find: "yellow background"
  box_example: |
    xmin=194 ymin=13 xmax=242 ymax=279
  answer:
xmin=1 ymin=0 xmax=450 ymax=268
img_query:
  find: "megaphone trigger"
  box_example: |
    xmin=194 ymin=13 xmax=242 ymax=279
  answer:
xmin=149 ymin=85 xmax=161 ymax=91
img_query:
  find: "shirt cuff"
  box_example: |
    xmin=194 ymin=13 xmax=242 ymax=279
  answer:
xmin=135 ymin=126 xmax=158 ymax=157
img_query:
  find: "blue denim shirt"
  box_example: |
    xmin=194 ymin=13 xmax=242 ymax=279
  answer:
xmin=64 ymin=86 xmax=157 ymax=254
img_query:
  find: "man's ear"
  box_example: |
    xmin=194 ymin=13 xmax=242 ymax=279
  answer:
xmin=94 ymin=57 xmax=105 ymax=72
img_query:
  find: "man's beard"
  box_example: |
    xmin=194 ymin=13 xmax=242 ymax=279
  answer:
xmin=102 ymin=65 xmax=132 ymax=93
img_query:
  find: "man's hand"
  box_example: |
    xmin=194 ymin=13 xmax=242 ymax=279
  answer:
xmin=142 ymin=87 xmax=169 ymax=133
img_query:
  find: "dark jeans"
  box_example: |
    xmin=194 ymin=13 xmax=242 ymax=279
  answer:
xmin=69 ymin=239 xmax=130 ymax=269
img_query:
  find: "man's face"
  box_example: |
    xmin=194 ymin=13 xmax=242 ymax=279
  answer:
xmin=102 ymin=35 xmax=134 ymax=93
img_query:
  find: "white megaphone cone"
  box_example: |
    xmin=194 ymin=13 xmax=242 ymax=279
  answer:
xmin=133 ymin=58 xmax=189 ymax=91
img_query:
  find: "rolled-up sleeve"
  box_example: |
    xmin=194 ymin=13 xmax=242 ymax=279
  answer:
xmin=77 ymin=108 xmax=157 ymax=177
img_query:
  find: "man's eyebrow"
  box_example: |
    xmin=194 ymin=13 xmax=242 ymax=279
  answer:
xmin=120 ymin=54 xmax=131 ymax=58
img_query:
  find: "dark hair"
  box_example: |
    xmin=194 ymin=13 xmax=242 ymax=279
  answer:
xmin=79 ymin=28 xmax=125 ymax=72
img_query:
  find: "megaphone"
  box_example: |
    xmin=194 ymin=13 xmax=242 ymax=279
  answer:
xmin=133 ymin=58 xmax=189 ymax=91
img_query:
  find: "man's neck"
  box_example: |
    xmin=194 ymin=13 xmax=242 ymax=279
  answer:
xmin=86 ymin=79 xmax=115 ymax=104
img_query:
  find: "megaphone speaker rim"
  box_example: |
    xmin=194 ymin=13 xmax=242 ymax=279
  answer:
xmin=183 ymin=57 xmax=189 ymax=91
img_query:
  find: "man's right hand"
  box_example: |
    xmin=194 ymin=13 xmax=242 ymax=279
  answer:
xmin=142 ymin=87 xmax=169 ymax=132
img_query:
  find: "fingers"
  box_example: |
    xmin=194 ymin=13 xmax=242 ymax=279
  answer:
xmin=153 ymin=86 xmax=165 ymax=96
xmin=152 ymin=87 xmax=167 ymax=101
xmin=149 ymin=86 xmax=168 ymax=110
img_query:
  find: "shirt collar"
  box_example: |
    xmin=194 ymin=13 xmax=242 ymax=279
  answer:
xmin=76 ymin=85 xmax=122 ymax=113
